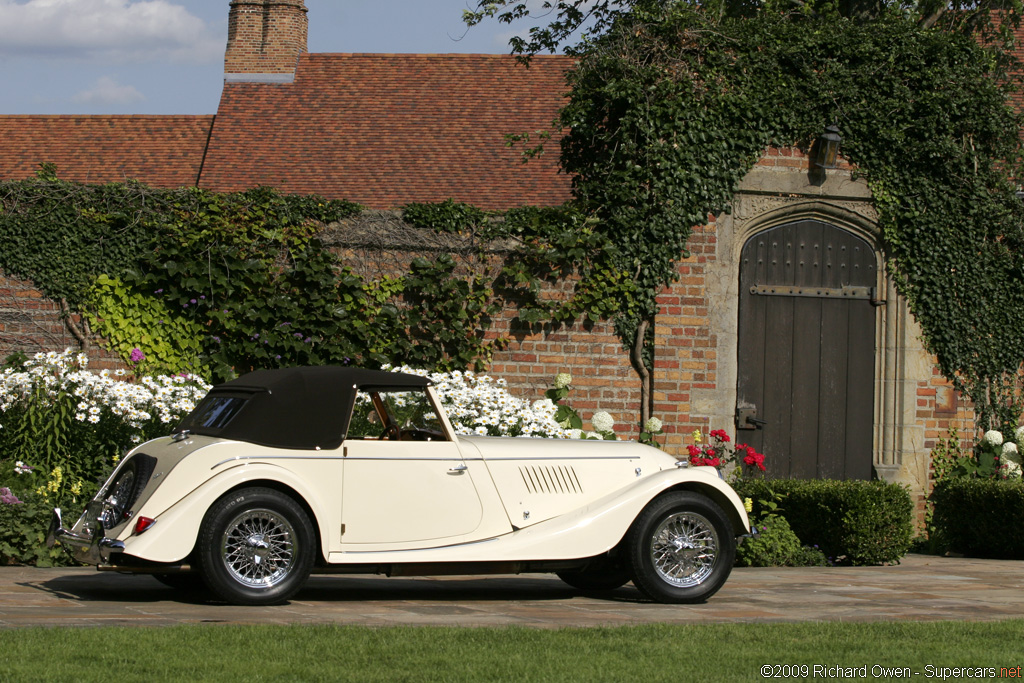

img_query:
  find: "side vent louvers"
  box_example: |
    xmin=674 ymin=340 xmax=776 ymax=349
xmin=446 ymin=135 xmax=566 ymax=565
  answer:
xmin=519 ymin=465 xmax=583 ymax=494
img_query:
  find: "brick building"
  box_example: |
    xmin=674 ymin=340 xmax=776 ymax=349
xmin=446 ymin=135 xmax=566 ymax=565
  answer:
xmin=0 ymin=0 xmax=979 ymax=507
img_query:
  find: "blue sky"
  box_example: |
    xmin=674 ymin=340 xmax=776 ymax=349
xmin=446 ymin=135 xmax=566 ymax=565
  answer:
xmin=0 ymin=0 xmax=535 ymax=115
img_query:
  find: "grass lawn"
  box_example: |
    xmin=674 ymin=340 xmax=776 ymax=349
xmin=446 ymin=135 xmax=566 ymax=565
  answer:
xmin=1 ymin=621 xmax=1021 ymax=682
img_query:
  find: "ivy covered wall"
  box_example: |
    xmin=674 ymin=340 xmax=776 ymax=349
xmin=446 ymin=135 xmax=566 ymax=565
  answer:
xmin=0 ymin=148 xmax=974 ymax=513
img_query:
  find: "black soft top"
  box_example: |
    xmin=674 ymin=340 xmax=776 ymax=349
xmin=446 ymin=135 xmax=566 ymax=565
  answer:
xmin=175 ymin=366 xmax=431 ymax=450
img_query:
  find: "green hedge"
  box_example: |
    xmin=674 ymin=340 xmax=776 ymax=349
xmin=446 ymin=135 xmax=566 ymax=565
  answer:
xmin=931 ymin=478 xmax=1024 ymax=559
xmin=734 ymin=479 xmax=914 ymax=565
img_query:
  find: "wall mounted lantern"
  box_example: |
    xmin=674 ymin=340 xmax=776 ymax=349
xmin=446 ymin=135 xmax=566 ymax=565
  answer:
xmin=814 ymin=124 xmax=842 ymax=169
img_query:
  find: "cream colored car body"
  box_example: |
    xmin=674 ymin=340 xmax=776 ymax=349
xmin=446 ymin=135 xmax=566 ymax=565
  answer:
xmin=62 ymin=386 xmax=748 ymax=571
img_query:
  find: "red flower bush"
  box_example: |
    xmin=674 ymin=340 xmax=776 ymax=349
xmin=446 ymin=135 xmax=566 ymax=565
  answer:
xmin=687 ymin=430 xmax=766 ymax=479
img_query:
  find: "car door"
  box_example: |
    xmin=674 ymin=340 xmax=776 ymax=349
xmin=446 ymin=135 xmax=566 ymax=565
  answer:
xmin=339 ymin=387 xmax=499 ymax=549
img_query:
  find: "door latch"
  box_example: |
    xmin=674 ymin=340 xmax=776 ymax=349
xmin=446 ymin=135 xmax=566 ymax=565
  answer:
xmin=737 ymin=407 xmax=767 ymax=430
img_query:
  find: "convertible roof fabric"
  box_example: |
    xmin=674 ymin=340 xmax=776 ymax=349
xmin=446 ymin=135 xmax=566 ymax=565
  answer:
xmin=177 ymin=366 xmax=430 ymax=450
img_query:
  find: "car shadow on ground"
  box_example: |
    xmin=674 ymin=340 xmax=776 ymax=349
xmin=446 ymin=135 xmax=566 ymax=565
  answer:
xmin=31 ymin=573 xmax=651 ymax=606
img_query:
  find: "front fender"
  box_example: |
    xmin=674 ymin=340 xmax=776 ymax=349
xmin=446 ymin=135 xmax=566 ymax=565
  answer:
xmin=506 ymin=466 xmax=751 ymax=560
xmin=120 ymin=462 xmax=334 ymax=564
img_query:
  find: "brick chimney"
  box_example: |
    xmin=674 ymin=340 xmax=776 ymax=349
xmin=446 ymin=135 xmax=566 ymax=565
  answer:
xmin=224 ymin=0 xmax=308 ymax=83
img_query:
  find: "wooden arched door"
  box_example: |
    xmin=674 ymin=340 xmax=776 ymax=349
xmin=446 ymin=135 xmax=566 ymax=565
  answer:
xmin=736 ymin=220 xmax=877 ymax=479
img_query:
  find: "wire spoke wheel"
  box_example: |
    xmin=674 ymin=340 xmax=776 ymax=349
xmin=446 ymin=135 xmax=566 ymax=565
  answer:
xmin=100 ymin=468 xmax=136 ymax=529
xmin=221 ymin=508 xmax=297 ymax=587
xmin=198 ymin=488 xmax=314 ymax=605
xmin=649 ymin=511 xmax=718 ymax=588
xmin=628 ymin=491 xmax=736 ymax=604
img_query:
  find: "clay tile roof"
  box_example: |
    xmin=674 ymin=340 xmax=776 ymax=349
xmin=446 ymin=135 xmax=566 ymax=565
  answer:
xmin=199 ymin=53 xmax=575 ymax=210
xmin=0 ymin=116 xmax=214 ymax=187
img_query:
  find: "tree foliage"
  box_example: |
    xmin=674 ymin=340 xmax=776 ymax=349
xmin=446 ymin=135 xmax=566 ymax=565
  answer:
xmin=464 ymin=0 xmax=1022 ymax=56
xmin=469 ymin=1 xmax=1024 ymax=428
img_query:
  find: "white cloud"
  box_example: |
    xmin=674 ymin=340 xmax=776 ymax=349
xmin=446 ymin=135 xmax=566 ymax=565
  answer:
xmin=0 ymin=0 xmax=222 ymax=64
xmin=70 ymin=75 xmax=146 ymax=105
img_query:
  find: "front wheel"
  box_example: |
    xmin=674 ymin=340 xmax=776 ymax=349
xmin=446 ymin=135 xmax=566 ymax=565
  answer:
xmin=196 ymin=487 xmax=315 ymax=606
xmin=627 ymin=491 xmax=735 ymax=604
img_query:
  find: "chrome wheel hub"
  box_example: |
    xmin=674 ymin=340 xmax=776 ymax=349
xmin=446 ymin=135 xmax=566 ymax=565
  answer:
xmin=649 ymin=511 xmax=718 ymax=587
xmin=221 ymin=508 xmax=296 ymax=587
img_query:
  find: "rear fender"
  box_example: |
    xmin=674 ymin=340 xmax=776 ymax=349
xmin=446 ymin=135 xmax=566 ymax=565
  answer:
xmin=119 ymin=463 xmax=332 ymax=564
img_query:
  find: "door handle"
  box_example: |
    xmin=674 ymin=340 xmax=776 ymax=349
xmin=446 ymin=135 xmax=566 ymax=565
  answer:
xmin=447 ymin=463 xmax=468 ymax=475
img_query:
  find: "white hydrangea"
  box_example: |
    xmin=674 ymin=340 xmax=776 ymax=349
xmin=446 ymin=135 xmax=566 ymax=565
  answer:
xmin=383 ymin=365 xmax=571 ymax=439
xmin=553 ymin=373 xmax=572 ymax=389
xmin=591 ymin=410 xmax=615 ymax=433
xmin=1016 ymin=425 xmax=1024 ymax=444
xmin=1001 ymin=442 xmax=1021 ymax=465
xmin=1003 ymin=460 xmax=1023 ymax=479
xmin=982 ymin=430 xmax=1004 ymax=447
xmin=644 ymin=417 xmax=663 ymax=433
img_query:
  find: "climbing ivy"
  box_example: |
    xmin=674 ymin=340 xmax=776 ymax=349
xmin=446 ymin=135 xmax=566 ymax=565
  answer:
xmin=85 ymin=274 xmax=205 ymax=376
xmin=0 ymin=179 xmax=505 ymax=382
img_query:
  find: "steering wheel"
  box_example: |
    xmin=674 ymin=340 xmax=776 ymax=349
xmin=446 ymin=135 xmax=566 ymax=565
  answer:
xmin=383 ymin=424 xmax=401 ymax=441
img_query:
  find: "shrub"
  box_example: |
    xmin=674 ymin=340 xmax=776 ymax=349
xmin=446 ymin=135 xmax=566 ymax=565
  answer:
xmin=736 ymin=513 xmax=829 ymax=567
xmin=0 ymin=481 xmax=78 ymax=566
xmin=931 ymin=478 xmax=1024 ymax=559
xmin=734 ymin=479 xmax=914 ymax=565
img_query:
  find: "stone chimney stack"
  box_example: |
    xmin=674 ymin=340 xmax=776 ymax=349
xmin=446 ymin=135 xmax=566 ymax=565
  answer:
xmin=225 ymin=0 xmax=308 ymax=83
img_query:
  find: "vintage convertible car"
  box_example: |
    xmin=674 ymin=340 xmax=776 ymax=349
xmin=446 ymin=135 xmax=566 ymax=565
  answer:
xmin=49 ymin=366 xmax=751 ymax=606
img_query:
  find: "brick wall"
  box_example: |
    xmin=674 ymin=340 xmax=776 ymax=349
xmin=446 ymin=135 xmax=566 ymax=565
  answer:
xmin=0 ymin=271 xmax=121 ymax=369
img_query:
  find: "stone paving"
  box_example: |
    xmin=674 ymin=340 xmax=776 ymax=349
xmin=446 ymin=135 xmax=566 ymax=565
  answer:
xmin=1 ymin=554 xmax=1022 ymax=629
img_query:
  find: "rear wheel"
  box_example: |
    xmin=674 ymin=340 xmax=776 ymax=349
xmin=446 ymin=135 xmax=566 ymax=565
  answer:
xmin=627 ymin=491 xmax=735 ymax=604
xmin=196 ymin=487 xmax=314 ymax=606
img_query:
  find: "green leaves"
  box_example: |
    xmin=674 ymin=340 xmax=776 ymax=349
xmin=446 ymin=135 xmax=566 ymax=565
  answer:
xmin=402 ymin=199 xmax=486 ymax=234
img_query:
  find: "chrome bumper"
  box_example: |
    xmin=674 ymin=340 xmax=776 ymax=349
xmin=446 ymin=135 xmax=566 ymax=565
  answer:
xmin=46 ymin=506 xmax=124 ymax=566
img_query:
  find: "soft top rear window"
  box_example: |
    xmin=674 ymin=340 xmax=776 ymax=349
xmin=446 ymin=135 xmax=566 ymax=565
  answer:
xmin=188 ymin=396 xmax=247 ymax=430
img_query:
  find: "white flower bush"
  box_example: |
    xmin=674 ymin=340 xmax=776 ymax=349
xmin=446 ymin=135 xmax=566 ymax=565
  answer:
xmin=384 ymin=365 xmax=572 ymax=438
xmin=1 ymin=350 xmax=212 ymax=496
xmin=0 ymin=350 xmax=211 ymax=433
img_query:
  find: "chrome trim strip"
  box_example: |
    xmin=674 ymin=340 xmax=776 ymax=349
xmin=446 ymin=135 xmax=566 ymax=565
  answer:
xmin=211 ymin=454 xmax=478 ymax=469
xmin=336 ymin=536 xmax=501 ymax=554
xmin=212 ymin=453 xmax=637 ymax=469
xmin=212 ymin=455 xmax=347 ymax=469
xmin=483 ymin=455 xmax=638 ymax=461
